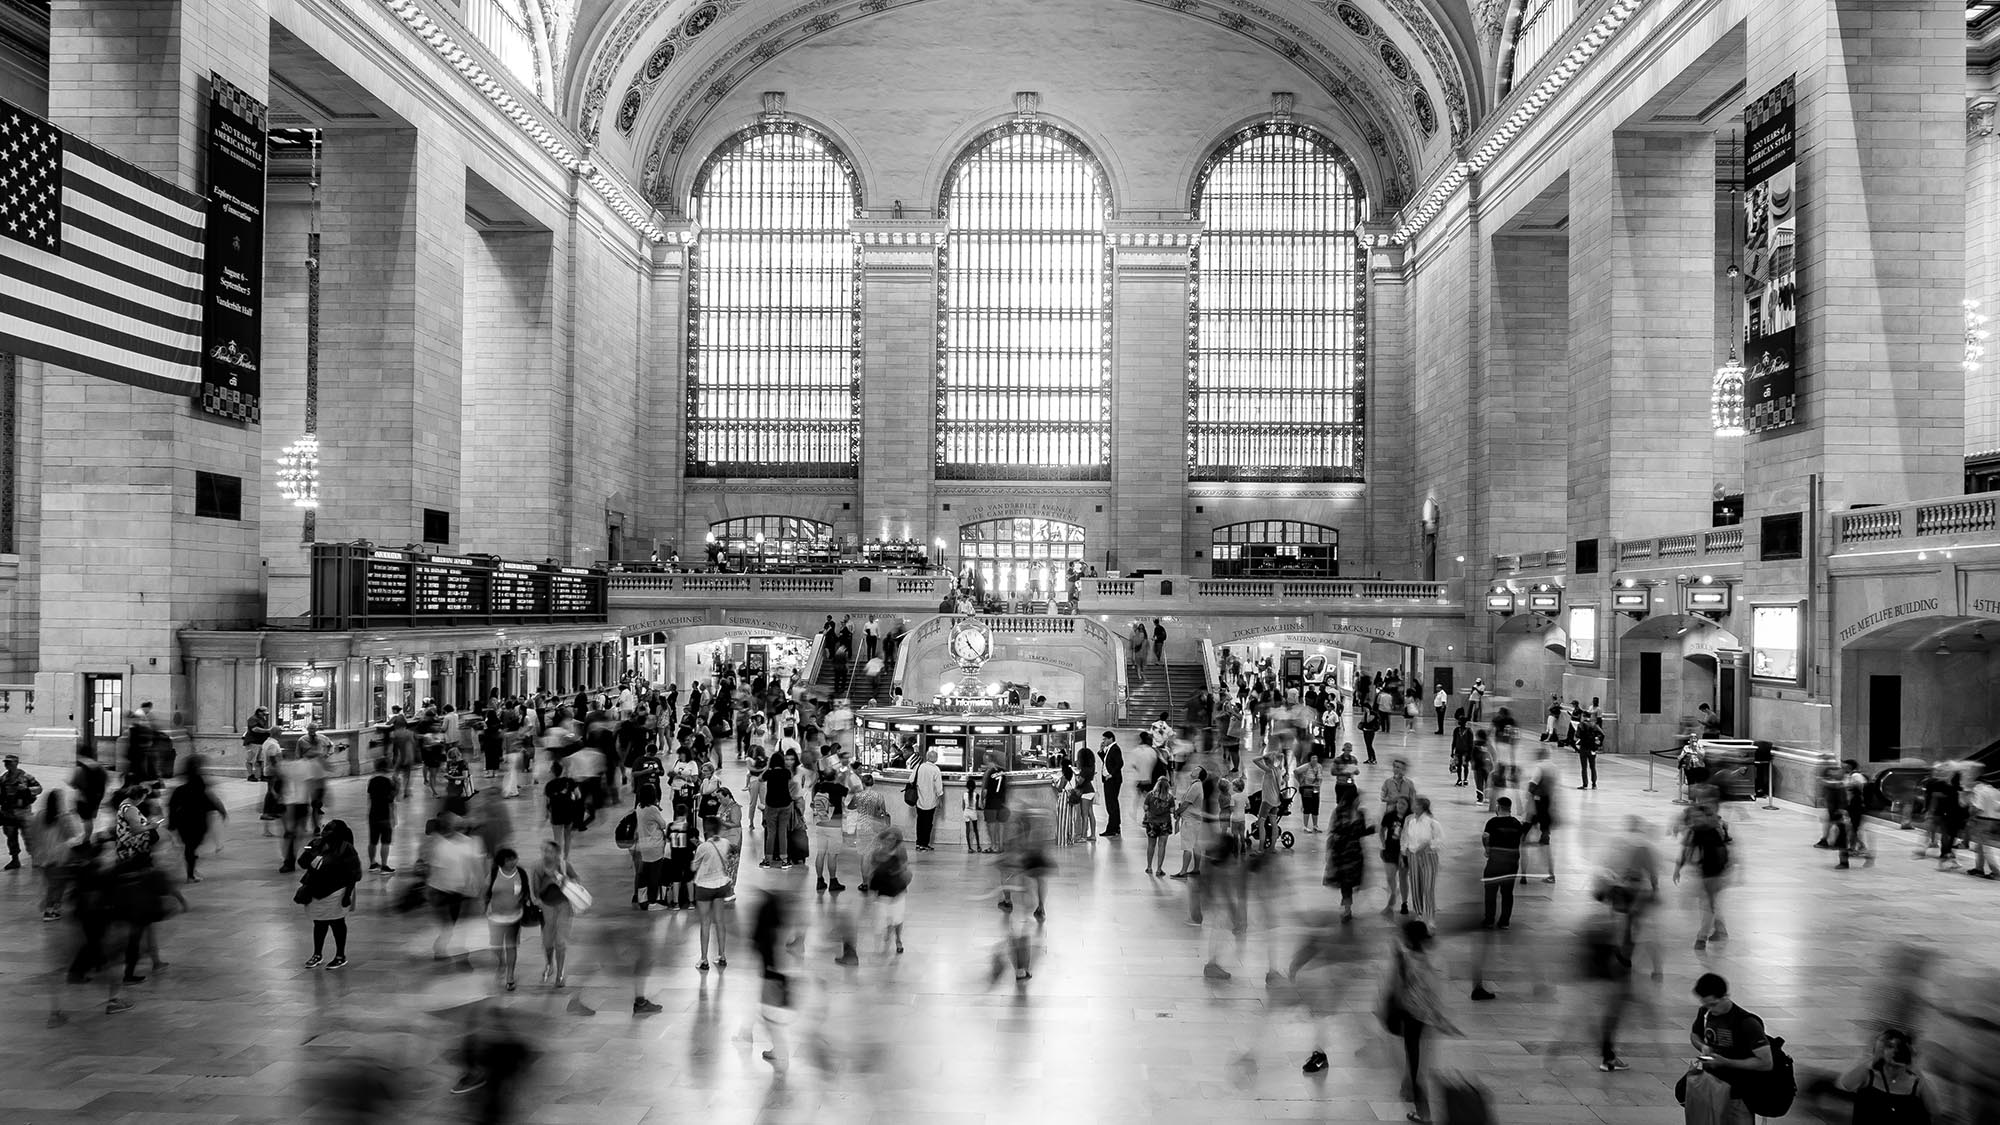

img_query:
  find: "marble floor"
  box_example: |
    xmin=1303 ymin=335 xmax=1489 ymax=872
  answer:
xmin=2 ymin=723 xmax=1996 ymax=1124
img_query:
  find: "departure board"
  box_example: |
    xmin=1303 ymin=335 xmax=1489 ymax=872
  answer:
xmin=491 ymin=563 xmax=547 ymax=615
xmin=310 ymin=544 xmax=607 ymax=629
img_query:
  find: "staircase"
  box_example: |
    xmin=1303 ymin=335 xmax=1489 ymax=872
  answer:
xmin=812 ymin=651 xmax=890 ymax=702
xmin=1124 ymin=661 xmax=1204 ymax=727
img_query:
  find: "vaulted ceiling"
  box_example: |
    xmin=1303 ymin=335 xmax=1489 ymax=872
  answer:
xmin=550 ymin=0 xmax=1503 ymax=212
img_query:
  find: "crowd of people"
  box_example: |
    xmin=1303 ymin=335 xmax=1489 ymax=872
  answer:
xmin=5 ymin=647 xmax=1998 ymax=1124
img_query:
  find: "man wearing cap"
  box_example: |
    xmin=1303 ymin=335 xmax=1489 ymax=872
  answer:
xmin=0 ymin=753 xmax=43 ymax=868
xmin=243 ymin=707 xmax=273 ymax=780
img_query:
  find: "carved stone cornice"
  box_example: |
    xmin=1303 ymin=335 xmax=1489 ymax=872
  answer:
xmin=853 ymin=218 xmax=948 ymax=245
xmin=1187 ymin=484 xmax=1368 ymax=500
xmin=1971 ymin=97 xmax=1998 ymax=140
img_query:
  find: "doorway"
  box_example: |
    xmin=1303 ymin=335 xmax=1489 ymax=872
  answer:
xmin=84 ymin=673 xmax=124 ymax=757
xmin=1867 ymin=675 xmax=1901 ymax=762
xmin=1718 ymin=664 xmax=1738 ymax=738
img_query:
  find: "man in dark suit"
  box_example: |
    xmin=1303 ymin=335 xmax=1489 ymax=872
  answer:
xmin=1099 ymin=732 xmax=1125 ymax=837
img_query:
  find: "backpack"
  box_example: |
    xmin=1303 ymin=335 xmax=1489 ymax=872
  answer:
xmin=614 ymin=811 xmax=638 ymax=850
xmin=903 ymin=771 xmax=919 ymax=807
xmin=810 ymin=789 xmax=833 ymax=824
xmin=1726 ymin=1014 xmax=1796 ymax=1119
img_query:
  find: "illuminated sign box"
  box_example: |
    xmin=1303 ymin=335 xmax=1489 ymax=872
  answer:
xmin=1612 ymin=590 xmax=1650 ymax=612
xmin=1485 ymin=592 xmax=1516 ymax=613
xmin=1526 ymin=592 xmax=1562 ymax=613
xmin=1686 ymin=588 xmax=1731 ymax=614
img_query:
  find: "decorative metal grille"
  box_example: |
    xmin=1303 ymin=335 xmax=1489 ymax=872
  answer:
xmin=1210 ymin=520 xmax=1340 ymax=578
xmin=1189 ymin=123 xmax=1367 ymax=482
xmin=937 ymin=122 xmax=1111 ymax=480
xmin=688 ymin=122 xmax=861 ymax=478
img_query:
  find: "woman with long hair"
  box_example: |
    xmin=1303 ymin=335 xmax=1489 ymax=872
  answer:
xmin=32 ymin=788 xmax=85 ymax=920
xmin=298 ymin=820 xmax=362 ymax=969
xmin=484 ymin=846 xmax=528 ymax=990
xmin=690 ymin=817 xmax=732 ymax=971
xmin=529 ymin=839 xmax=579 ymax=987
xmin=1142 ymin=775 xmax=1175 ymax=876
xmin=166 ymin=754 xmax=225 ymax=883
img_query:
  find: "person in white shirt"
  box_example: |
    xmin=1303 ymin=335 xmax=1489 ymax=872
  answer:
xmin=1401 ymin=796 xmax=1443 ymax=930
xmin=1432 ymin=686 xmax=1450 ymax=734
xmin=913 ymin=750 xmax=945 ymax=851
xmin=1967 ymin=779 xmax=2000 ymax=878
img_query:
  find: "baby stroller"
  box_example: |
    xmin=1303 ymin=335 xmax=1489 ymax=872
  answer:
xmin=1249 ymin=784 xmax=1297 ymax=853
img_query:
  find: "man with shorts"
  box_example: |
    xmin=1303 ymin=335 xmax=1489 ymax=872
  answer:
xmin=366 ymin=758 xmax=397 ymax=873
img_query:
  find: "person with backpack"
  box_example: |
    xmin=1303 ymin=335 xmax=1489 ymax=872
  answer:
xmin=1675 ymin=801 xmax=1732 ymax=951
xmin=866 ymin=823 xmax=912 ymax=955
xmin=1686 ymin=973 xmax=1781 ymax=1125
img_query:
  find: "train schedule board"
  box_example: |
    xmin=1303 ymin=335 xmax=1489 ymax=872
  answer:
xmin=310 ymin=543 xmax=607 ymax=629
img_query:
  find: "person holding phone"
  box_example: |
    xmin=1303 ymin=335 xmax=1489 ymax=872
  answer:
xmin=1686 ymin=973 xmax=1772 ymax=1125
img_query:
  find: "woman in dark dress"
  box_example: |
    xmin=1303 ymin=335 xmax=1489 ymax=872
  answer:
xmin=1323 ymin=789 xmax=1373 ymax=920
xmin=166 ymin=755 xmax=225 ymax=882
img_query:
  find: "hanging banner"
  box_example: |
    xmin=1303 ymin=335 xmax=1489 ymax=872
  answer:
xmin=1742 ymin=75 xmax=1797 ymax=434
xmin=199 ymin=72 xmax=266 ymax=423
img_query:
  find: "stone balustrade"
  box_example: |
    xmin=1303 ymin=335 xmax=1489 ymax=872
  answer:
xmin=1836 ymin=496 xmax=2000 ymax=551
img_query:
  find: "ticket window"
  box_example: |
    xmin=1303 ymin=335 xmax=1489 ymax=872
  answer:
xmin=927 ymin=735 xmax=966 ymax=770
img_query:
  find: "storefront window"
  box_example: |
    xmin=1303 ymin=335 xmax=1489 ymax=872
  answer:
xmin=1751 ymin=604 xmax=1802 ymax=683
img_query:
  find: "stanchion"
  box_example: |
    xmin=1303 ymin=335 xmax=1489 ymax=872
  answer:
xmin=1644 ymin=751 xmax=1657 ymax=794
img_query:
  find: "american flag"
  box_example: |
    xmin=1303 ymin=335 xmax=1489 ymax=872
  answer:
xmin=0 ymin=99 xmax=206 ymax=395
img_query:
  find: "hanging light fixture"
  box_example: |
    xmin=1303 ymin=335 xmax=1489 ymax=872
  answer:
xmin=281 ymin=129 xmax=326 ymax=523
xmin=1712 ymin=130 xmax=1747 ymax=437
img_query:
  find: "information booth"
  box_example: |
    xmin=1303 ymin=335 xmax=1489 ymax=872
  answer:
xmin=863 ymin=698 xmax=1083 ymax=847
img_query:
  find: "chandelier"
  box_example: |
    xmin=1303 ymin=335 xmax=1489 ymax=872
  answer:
xmin=1711 ymin=354 xmax=1746 ymax=437
xmin=277 ymin=434 xmax=320 ymax=508
xmin=1713 ymin=131 xmax=1746 ymax=438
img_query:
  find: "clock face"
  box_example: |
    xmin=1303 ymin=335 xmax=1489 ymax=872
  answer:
xmin=949 ymin=621 xmax=991 ymax=662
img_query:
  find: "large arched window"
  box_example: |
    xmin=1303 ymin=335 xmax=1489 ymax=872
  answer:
xmin=706 ymin=515 xmax=836 ymax=569
xmin=1190 ymin=123 xmax=1367 ymax=482
xmin=688 ymin=123 xmax=861 ymax=478
xmin=938 ymin=122 xmax=1111 ymax=480
xmin=1210 ymin=520 xmax=1340 ymax=579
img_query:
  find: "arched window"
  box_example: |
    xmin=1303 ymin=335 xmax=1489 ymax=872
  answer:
xmin=1210 ymin=520 xmax=1340 ymax=579
xmin=938 ymin=122 xmax=1111 ymax=480
xmin=1190 ymin=123 xmax=1367 ymax=482
xmin=688 ymin=123 xmax=861 ymax=478
xmin=464 ymin=0 xmax=544 ymax=98
xmin=957 ymin=517 xmax=1087 ymax=597
xmin=706 ymin=515 xmax=836 ymax=569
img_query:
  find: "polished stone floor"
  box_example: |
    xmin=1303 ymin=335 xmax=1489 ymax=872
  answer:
xmin=3 ymin=720 xmax=1995 ymax=1124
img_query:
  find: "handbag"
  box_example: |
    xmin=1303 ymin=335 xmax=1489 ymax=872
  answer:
xmin=520 ymin=900 xmax=544 ymax=928
xmin=560 ymin=879 xmax=593 ymax=914
xmin=788 ymin=821 xmax=810 ymax=861
xmin=293 ymin=884 xmax=314 ymax=905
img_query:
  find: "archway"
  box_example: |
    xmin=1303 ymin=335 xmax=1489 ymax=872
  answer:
xmin=1614 ymin=614 xmax=1741 ymax=755
xmin=1489 ymin=613 xmax=1573 ymax=718
xmin=1838 ymin=616 xmax=2000 ymax=765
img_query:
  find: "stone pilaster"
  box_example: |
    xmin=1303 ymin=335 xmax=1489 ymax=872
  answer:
xmin=315 ymin=127 xmax=466 ymax=549
xmin=1108 ymin=219 xmax=1198 ymax=573
xmin=854 ymin=220 xmax=943 ymax=548
xmin=1363 ymin=223 xmax=1415 ymax=577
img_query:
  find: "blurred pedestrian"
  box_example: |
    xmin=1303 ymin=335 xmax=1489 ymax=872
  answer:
xmin=165 ymin=754 xmax=224 ymax=882
xmin=529 ymin=839 xmax=579 ymax=987
xmin=1835 ymin=1028 xmax=1939 ymax=1122
xmin=1381 ymin=920 xmax=1460 ymax=1123
xmin=483 ymin=846 xmax=527 ymax=990
xmin=32 ymin=789 xmax=85 ymax=921
xmin=1323 ymin=788 xmax=1373 ymax=921
xmin=1675 ymin=801 xmax=1732 ymax=951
